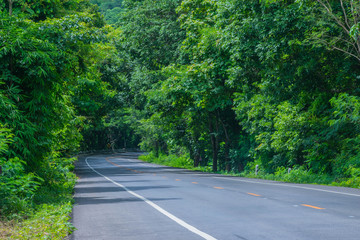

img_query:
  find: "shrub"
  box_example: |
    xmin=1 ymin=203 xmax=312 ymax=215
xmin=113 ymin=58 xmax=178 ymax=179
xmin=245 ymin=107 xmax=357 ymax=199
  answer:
xmin=0 ymin=127 xmax=42 ymax=216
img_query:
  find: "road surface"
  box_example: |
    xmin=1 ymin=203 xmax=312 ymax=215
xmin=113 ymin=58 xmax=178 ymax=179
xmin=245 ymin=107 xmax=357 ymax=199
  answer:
xmin=71 ymin=153 xmax=360 ymax=240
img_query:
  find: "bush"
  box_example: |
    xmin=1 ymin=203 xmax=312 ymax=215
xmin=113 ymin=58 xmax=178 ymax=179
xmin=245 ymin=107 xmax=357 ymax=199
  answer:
xmin=139 ymin=152 xmax=193 ymax=169
xmin=273 ymin=166 xmax=332 ymax=184
xmin=0 ymin=127 xmax=42 ymax=216
xmin=9 ymin=203 xmax=75 ymax=240
xmin=1 ymin=125 xmax=76 ymax=239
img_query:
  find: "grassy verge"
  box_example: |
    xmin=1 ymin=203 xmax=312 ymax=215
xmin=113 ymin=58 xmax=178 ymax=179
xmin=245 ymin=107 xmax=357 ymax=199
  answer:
xmin=0 ymin=157 xmax=77 ymax=239
xmin=139 ymin=152 xmax=213 ymax=172
xmin=7 ymin=203 xmax=74 ymax=239
xmin=0 ymin=221 xmax=13 ymax=239
xmin=139 ymin=153 xmax=360 ymax=188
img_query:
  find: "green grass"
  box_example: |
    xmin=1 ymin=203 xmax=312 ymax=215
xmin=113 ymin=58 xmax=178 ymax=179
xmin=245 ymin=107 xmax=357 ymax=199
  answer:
xmin=139 ymin=152 xmax=213 ymax=172
xmin=1 ymin=193 xmax=75 ymax=240
xmin=139 ymin=152 xmax=194 ymax=169
xmin=0 ymin=221 xmax=13 ymax=239
xmin=8 ymin=203 xmax=74 ymax=240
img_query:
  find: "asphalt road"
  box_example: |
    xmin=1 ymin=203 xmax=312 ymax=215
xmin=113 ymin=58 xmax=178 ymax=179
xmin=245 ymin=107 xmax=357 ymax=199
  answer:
xmin=71 ymin=153 xmax=360 ymax=240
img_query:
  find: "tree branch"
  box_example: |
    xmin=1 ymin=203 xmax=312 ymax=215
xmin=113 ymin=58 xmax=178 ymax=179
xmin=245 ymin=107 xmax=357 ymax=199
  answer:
xmin=350 ymin=0 xmax=356 ymax=25
xmin=331 ymin=45 xmax=360 ymax=62
xmin=340 ymin=0 xmax=351 ymax=30
xmin=317 ymin=0 xmax=350 ymax=34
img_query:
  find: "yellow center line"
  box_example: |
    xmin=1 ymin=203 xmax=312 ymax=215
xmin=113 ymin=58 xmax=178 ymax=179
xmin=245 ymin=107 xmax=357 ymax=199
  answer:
xmin=106 ymin=158 xmax=123 ymax=168
xmin=301 ymin=204 xmax=325 ymax=210
xmin=106 ymin=158 xmax=142 ymax=174
xmin=247 ymin=192 xmax=261 ymax=197
xmin=175 ymin=179 xmax=181 ymax=181
xmin=214 ymin=187 xmax=224 ymax=189
xmin=192 ymin=182 xmax=198 ymax=184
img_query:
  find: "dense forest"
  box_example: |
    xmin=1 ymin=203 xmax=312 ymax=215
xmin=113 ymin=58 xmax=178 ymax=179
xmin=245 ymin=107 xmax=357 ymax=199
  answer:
xmin=1 ymin=0 xmax=360 ymax=236
xmin=89 ymin=0 xmax=360 ymax=184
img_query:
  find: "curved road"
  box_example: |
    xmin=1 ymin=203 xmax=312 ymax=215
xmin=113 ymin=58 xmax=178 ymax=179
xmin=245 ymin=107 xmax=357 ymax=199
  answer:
xmin=71 ymin=153 xmax=360 ymax=240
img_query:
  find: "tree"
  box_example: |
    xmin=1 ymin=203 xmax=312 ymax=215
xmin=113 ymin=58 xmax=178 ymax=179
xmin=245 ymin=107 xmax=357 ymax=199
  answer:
xmin=306 ymin=0 xmax=360 ymax=62
xmin=0 ymin=0 xmax=106 ymax=168
xmin=90 ymin=0 xmax=123 ymax=24
xmin=110 ymin=0 xmax=186 ymax=154
xmin=147 ymin=0 xmax=240 ymax=172
xmin=219 ymin=0 xmax=360 ymax=173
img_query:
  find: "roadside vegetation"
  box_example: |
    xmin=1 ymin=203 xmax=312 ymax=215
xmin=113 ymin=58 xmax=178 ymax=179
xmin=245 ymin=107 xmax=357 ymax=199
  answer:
xmin=0 ymin=0 xmax=117 ymax=238
xmin=1 ymin=0 xmax=360 ymax=238
xmin=140 ymin=153 xmax=360 ymax=188
xmin=112 ymin=0 xmax=360 ymax=189
xmin=140 ymin=154 xmax=338 ymax=186
xmin=1 ymin=126 xmax=76 ymax=239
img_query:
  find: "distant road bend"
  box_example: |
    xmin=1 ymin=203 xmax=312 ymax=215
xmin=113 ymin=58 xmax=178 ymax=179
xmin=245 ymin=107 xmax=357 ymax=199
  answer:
xmin=71 ymin=153 xmax=360 ymax=240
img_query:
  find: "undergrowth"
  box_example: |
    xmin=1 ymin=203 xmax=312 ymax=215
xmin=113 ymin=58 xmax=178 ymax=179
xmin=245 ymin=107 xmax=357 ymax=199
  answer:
xmin=140 ymin=152 xmax=360 ymax=188
xmin=0 ymin=156 xmax=77 ymax=240
xmin=139 ymin=152 xmax=213 ymax=172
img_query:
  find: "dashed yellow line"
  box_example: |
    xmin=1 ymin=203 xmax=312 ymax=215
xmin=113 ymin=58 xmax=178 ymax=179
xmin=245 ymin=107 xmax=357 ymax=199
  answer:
xmin=106 ymin=158 xmax=143 ymax=173
xmin=95 ymin=159 xmax=329 ymax=213
xmin=301 ymin=204 xmax=325 ymax=210
xmin=247 ymin=192 xmax=261 ymax=197
xmin=105 ymin=158 xmax=124 ymax=170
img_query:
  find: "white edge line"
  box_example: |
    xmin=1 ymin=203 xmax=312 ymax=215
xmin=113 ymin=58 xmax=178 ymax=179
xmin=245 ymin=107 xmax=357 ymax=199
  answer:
xmin=85 ymin=157 xmax=217 ymax=240
xmin=213 ymin=177 xmax=360 ymax=197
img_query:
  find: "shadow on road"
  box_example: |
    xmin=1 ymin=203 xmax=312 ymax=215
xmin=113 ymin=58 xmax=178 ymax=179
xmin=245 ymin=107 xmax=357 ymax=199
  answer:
xmin=74 ymin=196 xmax=180 ymax=205
xmin=76 ymin=185 xmax=176 ymax=194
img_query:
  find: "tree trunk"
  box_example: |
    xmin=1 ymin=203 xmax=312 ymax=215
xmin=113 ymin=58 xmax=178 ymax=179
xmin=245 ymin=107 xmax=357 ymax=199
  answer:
xmin=8 ymin=0 xmax=13 ymax=16
xmin=215 ymin=116 xmax=222 ymax=170
xmin=211 ymin=136 xmax=218 ymax=172
xmin=155 ymin=140 xmax=159 ymax=158
xmin=218 ymin=110 xmax=232 ymax=172
xmin=194 ymin=151 xmax=200 ymax=167
xmin=238 ymin=162 xmax=244 ymax=173
xmin=209 ymin=113 xmax=218 ymax=172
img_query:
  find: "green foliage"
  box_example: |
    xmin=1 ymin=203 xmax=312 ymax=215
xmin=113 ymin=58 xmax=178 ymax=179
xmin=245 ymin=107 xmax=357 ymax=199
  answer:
xmin=305 ymin=0 xmax=360 ymax=62
xmin=9 ymin=203 xmax=75 ymax=239
xmin=0 ymin=158 xmax=42 ymax=215
xmin=1 ymin=0 xmax=96 ymax=21
xmin=273 ymin=166 xmax=332 ymax=184
xmin=3 ymin=1 xmax=360 ymax=233
xmin=119 ymin=0 xmax=185 ymax=69
xmin=0 ymin=2 xmax=114 ymax=239
xmin=0 ymin=125 xmax=77 ymax=237
xmin=109 ymin=0 xmax=360 ymax=186
xmin=139 ymin=152 xmax=194 ymax=169
xmin=0 ymin=126 xmax=41 ymax=216
xmin=0 ymin=3 xmax=106 ymax=168
xmin=90 ymin=0 xmax=123 ymax=24
xmin=327 ymin=94 xmax=360 ymax=179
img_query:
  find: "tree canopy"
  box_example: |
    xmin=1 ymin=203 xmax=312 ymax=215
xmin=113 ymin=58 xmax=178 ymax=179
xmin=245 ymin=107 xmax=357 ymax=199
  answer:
xmin=104 ymin=0 xmax=360 ymax=182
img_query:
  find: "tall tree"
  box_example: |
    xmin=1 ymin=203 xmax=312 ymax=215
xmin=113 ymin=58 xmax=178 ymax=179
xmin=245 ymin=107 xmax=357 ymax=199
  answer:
xmin=0 ymin=0 xmax=106 ymax=169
